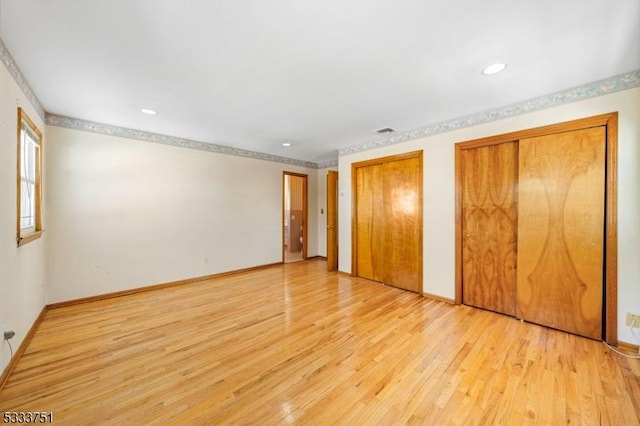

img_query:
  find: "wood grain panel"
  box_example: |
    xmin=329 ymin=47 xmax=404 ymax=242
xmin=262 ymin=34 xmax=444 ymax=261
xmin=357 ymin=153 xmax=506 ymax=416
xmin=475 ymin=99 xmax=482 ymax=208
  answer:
xmin=327 ymin=170 xmax=338 ymax=271
xmin=461 ymin=142 xmax=517 ymax=315
xmin=517 ymin=127 xmax=605 ymax=339
xmin=382 ymin=156 xmax=422 ymax=293
xmin=356 ymin=165 xmax=384 ymax=282
xmin=1 ymin=260 xmax=638 ymax=424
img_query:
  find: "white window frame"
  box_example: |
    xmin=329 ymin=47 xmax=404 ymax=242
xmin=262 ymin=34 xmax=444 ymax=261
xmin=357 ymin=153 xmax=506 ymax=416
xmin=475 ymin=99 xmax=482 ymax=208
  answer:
xmin=17 ymin=107 xmax=43 ymax=247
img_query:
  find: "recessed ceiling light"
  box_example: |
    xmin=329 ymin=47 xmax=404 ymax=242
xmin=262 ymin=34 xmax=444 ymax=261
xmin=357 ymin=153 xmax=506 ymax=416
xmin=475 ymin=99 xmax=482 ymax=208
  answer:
xmin=282 ymin=142 xmax=291 ymax=147
xmin=482 ymin=63 xmax=507 ymax=75
xmin=141 ymin=108 xmax=157 ymax=115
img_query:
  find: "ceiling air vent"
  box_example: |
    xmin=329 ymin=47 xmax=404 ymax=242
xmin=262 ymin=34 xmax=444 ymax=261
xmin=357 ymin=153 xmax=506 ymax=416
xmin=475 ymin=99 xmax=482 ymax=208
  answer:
xmin=375 ymin=127 xmax=395 ymax=134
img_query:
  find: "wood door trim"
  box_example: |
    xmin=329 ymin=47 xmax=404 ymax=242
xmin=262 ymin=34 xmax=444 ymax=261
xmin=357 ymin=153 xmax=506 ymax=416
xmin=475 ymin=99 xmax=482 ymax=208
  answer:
xmin=605 ymin=117 xmax=618 ymax=345
xmin=352 ymin=150 xmax=424 ymax=169
xmin=351 ymin=165 xmax=358 ymax=277
xmin=455 ymin=113 xmax=617 ymax=149
xmin=454 ymin=112 xmax=618 ymax=344
xmin=351 ymin=150 xmax=423 ymax=281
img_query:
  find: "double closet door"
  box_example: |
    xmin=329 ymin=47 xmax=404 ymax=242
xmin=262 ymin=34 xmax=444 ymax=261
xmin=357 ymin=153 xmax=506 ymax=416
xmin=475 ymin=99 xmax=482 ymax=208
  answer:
xmin=460 ymin=121 xmax=611 ymax=340
xmin=353 ymin=151 xmax=422 ymax=294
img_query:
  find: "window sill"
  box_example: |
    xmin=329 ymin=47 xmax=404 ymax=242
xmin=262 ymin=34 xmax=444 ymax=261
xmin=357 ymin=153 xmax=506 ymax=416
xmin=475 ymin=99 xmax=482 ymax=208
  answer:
xmin=17 ymin=230 xmax=44 ymax=247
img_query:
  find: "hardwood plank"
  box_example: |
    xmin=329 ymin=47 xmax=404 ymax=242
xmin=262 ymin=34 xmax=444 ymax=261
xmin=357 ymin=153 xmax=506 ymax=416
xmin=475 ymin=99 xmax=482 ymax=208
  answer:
xmin=0 ymin=260 xmax=638 ymax=424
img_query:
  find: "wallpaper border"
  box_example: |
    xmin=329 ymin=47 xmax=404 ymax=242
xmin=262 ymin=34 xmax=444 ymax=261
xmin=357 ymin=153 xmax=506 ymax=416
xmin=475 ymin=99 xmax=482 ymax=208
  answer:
xmin=338 ymin=70 xmax=640 ymax=156
xmin=45 ymin=114 xmax=319 ymax=169
xmin=317 ymin=160 xmax=339 ymax=169
xmin=0 ymin=38 xmax=46 ymax=120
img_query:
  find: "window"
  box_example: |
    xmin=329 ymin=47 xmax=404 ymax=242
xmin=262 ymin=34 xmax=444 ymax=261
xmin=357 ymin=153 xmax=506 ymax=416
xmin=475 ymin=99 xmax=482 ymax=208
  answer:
xmin=17 ymin=107 xmax=43 ymax=246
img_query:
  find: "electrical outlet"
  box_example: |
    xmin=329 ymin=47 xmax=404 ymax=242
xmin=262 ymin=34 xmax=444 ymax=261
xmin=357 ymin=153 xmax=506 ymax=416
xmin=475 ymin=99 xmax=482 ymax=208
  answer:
xmin=625 ymin=313 xmax=640 ymax=328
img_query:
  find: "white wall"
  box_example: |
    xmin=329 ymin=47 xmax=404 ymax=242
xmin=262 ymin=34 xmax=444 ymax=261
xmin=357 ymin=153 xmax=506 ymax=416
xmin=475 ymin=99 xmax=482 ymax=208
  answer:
xmin=0 ymin=62 xmax=47 ymax=374
xmin=338 ymin=87 xmax=640 ymax=345
xmin=45 ymin=126 xmax=318 ymax=303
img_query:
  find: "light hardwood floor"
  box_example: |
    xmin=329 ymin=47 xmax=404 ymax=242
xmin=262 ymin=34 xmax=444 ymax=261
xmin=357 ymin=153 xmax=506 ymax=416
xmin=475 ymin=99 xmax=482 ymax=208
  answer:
xmin=1 ymin=259 xmax=638 ymax=425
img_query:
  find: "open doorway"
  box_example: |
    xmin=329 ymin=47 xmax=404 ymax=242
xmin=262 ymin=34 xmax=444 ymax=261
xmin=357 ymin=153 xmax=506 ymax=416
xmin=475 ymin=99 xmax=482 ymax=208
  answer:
xmin=283 ymin=172 xmax=308 ymax=263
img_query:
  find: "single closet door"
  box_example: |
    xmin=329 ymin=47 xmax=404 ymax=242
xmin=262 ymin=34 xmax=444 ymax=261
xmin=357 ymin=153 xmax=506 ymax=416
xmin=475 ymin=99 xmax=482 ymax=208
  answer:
xmin=356 ymin=164 xmax=384 ymax=282
xmin=326 ymin=170 xmax=339 ymax=271
xmin=461 ymin=142 xmax=518 ymax=316
xmin=516 ymin=127 xmax=606 ymax=339
xmin=382 ymin=155 xmax=422 ymax=293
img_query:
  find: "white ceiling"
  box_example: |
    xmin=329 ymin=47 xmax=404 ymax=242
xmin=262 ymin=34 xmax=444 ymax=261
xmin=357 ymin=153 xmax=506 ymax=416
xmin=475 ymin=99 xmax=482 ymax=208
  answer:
xmin=1 ymin=0 xmax=639 ymax=163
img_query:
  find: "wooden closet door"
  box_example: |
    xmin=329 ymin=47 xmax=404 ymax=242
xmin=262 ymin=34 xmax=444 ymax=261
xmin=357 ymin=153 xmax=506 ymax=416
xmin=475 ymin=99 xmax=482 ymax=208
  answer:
xmin=356 ymin=164 xmax=384 ymax=282
xmin=382 ymin=156 xmax=422 ymax=293
xmin=516 ymin=127 xmax=605 ymax=339
xmin=326 ymin=171 xmax=338 ymax=271
xmin=461 ymin=142 xmax=518 ymax=315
